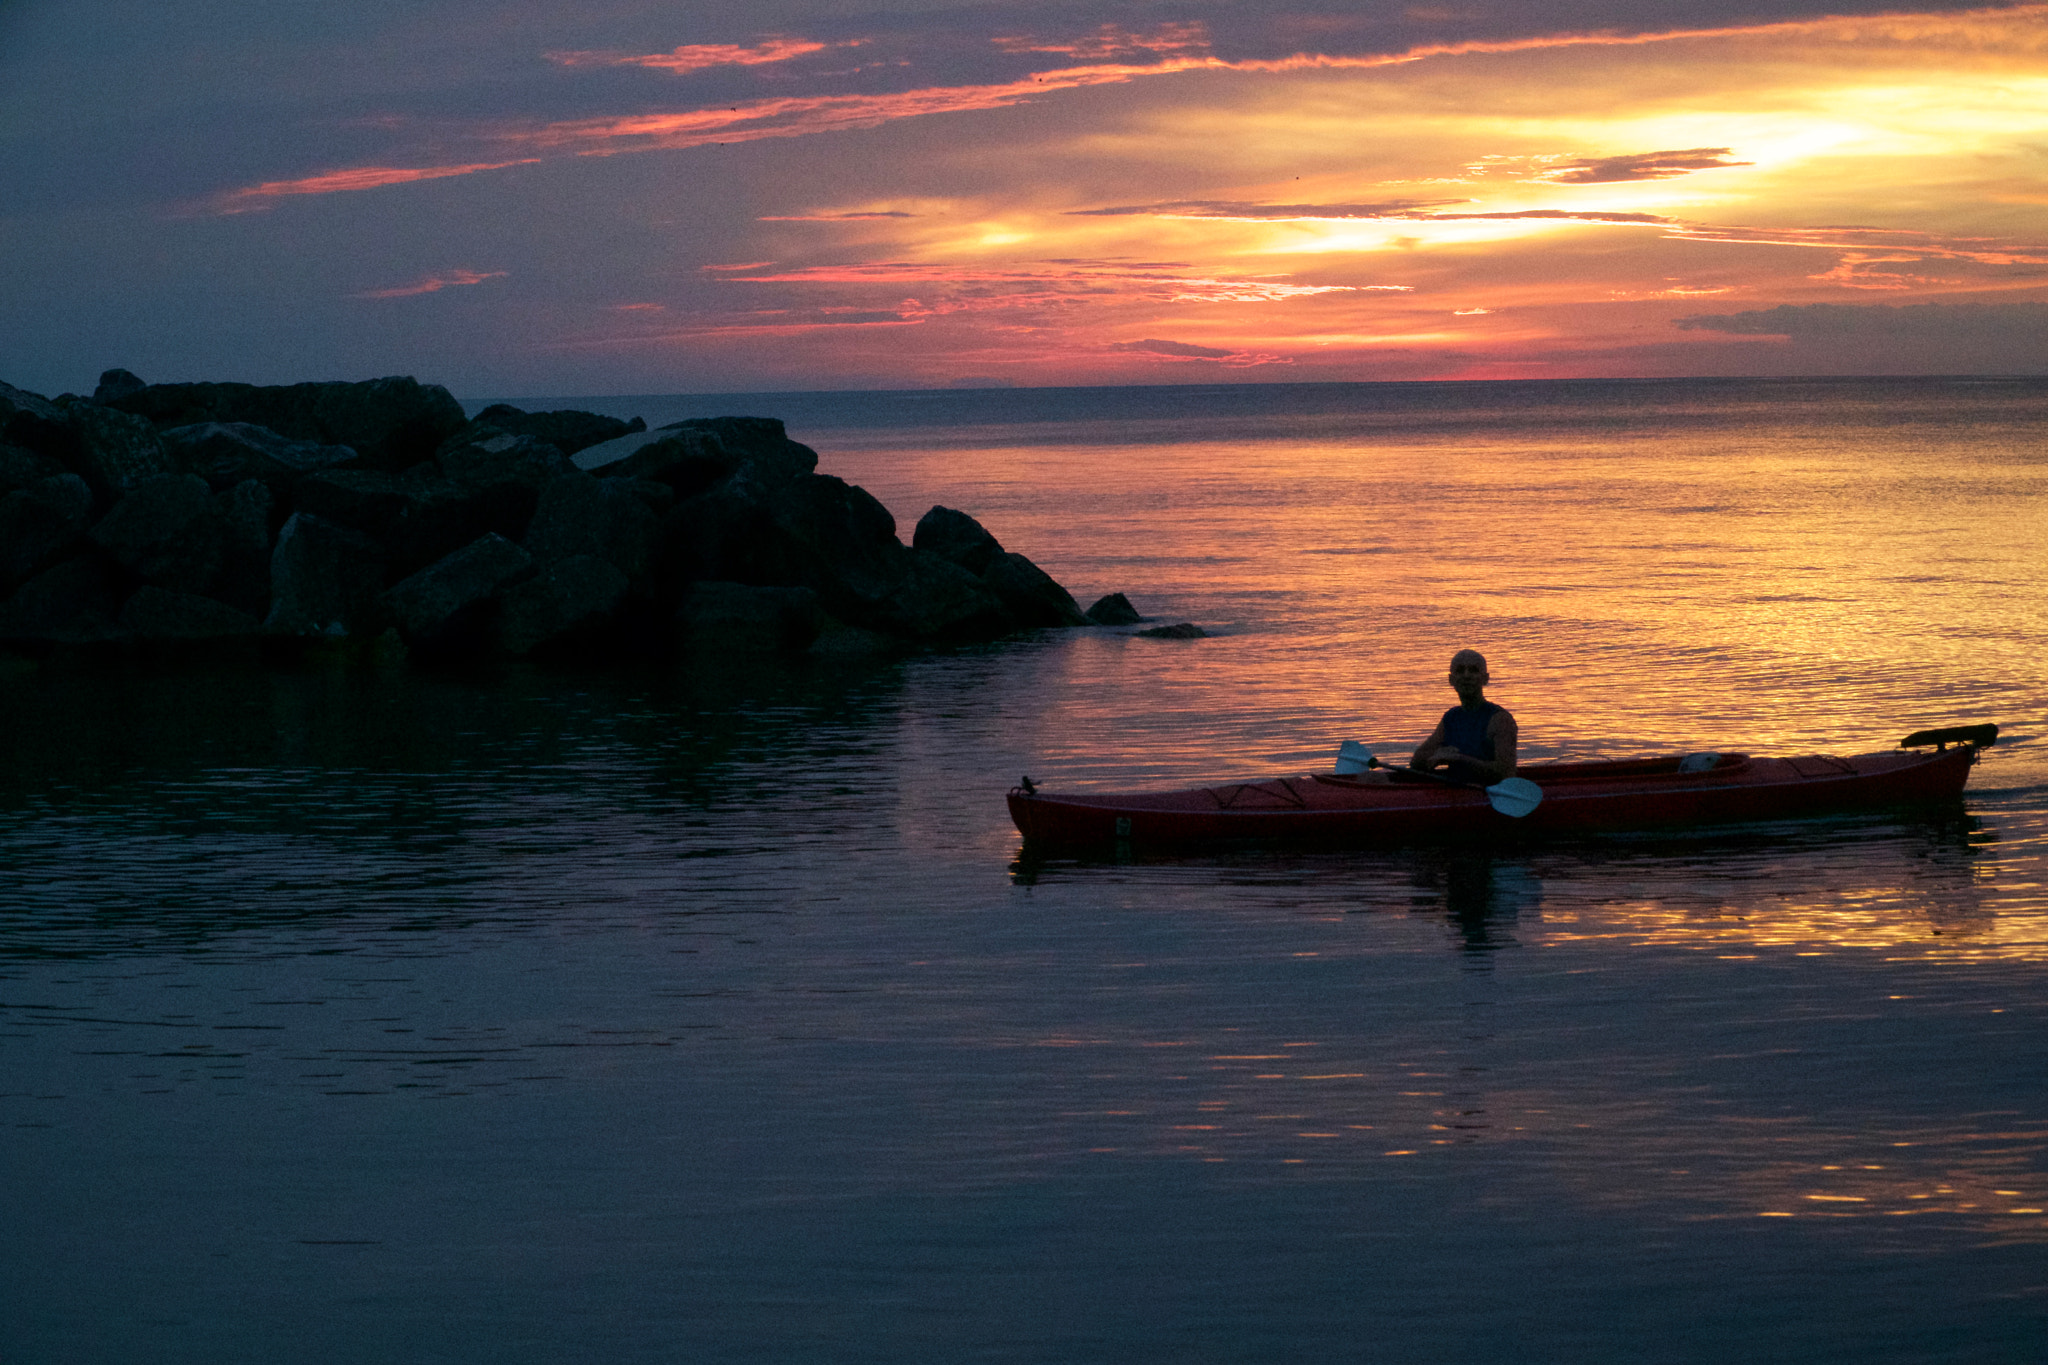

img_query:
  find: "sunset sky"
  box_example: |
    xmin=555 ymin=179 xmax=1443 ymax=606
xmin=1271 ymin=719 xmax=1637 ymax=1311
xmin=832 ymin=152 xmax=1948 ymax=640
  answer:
xmin=3 ymin=0 xmax=2046 ymax=395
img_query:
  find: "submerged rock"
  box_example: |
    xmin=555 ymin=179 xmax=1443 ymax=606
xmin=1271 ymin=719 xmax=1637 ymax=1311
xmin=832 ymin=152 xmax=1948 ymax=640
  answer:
xmin=1136 ymin=622 xmax=1208 ymax=639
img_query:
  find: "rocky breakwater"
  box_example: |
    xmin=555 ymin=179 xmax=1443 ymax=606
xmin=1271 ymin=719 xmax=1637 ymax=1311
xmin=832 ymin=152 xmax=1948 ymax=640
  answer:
xmin=0 ymin=370 xmax=1149 ymax=663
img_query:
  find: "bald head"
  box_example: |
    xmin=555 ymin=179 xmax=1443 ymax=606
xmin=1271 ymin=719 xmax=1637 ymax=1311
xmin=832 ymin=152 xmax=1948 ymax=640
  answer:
xmin=1448 ymin=649 xmax=1490 ymax=703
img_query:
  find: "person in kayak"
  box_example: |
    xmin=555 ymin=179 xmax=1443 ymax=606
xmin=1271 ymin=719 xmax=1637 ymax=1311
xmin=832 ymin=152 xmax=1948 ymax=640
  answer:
xmin=1409 ymin=649 xmax=1519 ymax=784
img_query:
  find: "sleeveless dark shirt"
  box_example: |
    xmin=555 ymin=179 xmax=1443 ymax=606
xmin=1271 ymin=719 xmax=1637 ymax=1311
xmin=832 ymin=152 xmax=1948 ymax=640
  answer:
xmin=1439 ymin=702 xmax=1504 ymax=761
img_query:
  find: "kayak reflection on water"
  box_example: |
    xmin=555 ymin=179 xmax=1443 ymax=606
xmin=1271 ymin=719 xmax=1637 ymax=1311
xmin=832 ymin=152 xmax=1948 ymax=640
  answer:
xmin=1405 ymin=851 xmax=1545 ymax=955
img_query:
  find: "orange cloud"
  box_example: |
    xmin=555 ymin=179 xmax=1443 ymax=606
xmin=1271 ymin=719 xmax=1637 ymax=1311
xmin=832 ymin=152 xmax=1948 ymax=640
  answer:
xmin=211 ymin=10 xmax=1949 ymax=207
xmin=711 ymin=260 xmax=1366 ymax=306
xmin=353 ymin=268 xmax=508 ymax=299
xmin=207 ymin=160 xmax=540 ymax=213
xmin=1536 ymin=147 xmax=1754 ymax=183
xmin=545 ymin=37 xmax=842 ymax=74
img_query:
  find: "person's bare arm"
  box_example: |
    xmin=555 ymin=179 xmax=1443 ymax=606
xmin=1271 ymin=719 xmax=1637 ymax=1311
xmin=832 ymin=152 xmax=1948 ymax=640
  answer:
xmin=1409 ymin=721 xmax=1448 ymax=771
xmin=1419 ymin=711 xmax=1518 ymax=783
xmin=1482 ymin=710 xmax=1519 ymax=783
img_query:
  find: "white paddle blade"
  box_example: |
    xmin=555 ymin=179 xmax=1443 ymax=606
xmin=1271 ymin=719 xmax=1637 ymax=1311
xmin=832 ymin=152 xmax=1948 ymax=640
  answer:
xmin=1487 ymin=777 xmax=1543 ymax=818
xmin=1333 ymin=740 xmax=1373 ymax=775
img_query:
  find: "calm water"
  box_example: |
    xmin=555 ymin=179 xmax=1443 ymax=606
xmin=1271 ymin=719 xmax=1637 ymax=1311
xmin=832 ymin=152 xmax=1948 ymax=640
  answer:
xmin=4 ymin=377 xmax=2046 ymax=1363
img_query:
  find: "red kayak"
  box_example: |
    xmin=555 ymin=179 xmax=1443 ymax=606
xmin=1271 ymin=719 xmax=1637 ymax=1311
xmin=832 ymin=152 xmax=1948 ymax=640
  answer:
xmin=1007 ymin=724 xmax=1996 ymax=845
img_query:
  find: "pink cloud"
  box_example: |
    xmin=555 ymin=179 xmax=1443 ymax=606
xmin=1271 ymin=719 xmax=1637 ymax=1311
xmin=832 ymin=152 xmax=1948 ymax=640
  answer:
xmin=353 ymin=269 xmax=508 ymax=299
xmin=545 ymin=37 xmax=843 ymax=74
xmin=206 ymin=12 xmax=1910 ymax=211
xmin=992 ymin=22 xmax=1210 ymax=60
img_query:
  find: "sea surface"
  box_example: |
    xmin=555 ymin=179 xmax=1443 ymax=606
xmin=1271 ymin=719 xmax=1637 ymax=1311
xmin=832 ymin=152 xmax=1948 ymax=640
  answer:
xmin=3 ymin=376 xmax=2045 ymax=1363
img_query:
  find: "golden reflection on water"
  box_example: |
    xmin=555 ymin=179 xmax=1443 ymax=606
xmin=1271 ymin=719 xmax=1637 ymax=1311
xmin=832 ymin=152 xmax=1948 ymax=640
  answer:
xmin=818 ymin=386 xmax=2046 ymax=794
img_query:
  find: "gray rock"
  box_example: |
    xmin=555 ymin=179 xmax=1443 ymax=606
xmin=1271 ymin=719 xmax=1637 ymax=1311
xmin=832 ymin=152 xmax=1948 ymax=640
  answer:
xmin=0 ymin=473 xmax=95 ymax=590
xmin=470 ymin=404 xmax=645 ymax=457
xmin=0 ymin=555 xmax=130 ymax=644
xmin=913 ymin=506 xmax=1004 ymax=576
xmin=675 ymin=581 xmax=824 ymax=654
xmin=983 ymin=551 xmax=1088 ymax=627
xmin=213 ymin=479 xmax=275 ymax=615
xmin=498 ymin=554 xmax=629 ymax=656
xmin=265 ymin=513 xmax=388 ymax=638
xmin=438 ymin=432 xmax=573 ymax=494
xmin=162 ymin=422 xmax=358 ymax=491
xmin=875 ymin=549 xmax=1011 ymax=639
xmin=1136 ymin=622 xmax=1208 ymax=639
xmin=0 ymin=442 xmax=65 ymax=494
xmin=0 ymin=381 xmax=80 ymax=463
xmin=383 ymin=533 xmax=533 ymax=645
xmin=655 ymin=478 xmax=775 ymax=588
xmin=1084 ymin=592 xmax=1143 ymax=625
xmin=523 ymin=471 xmax=662 ymax=581
xmin=293 ymin=467 xmax=492 ymax=576
xmin=576 ymin=428 xmax=734 ymax=499
xmin=104 ymin=376 xmax=467 ymax=472
xmin=67 ymin=403 xmax=172 ymax=499
xmin=758 ymin=474 xmax=906 ymax=615
xmin=659 ymin=417 xmax=817 ymax=485
xmin=88 ymin=473 xmax=223 ymax=592
xmin=94 ymin=369 xmax=148 ymax=403
xmin=119 ymin=586 xmax=262 ymax=641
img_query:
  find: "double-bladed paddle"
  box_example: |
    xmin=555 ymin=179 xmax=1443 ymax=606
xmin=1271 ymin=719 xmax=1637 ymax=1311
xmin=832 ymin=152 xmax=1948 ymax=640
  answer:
xmin=1366 ymin=755 xmax=1545 ymax=818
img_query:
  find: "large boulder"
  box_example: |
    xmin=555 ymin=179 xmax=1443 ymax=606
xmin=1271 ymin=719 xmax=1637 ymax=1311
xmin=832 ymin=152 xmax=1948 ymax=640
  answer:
xmin=874 ymin=549 xmax=1012 ymax=640
xmin=522 ymin=471 xmax=661 ymax=581
xmin=0 ymin=382 xmax=80 ymax=464
xmin=0 ymin=442 xmax=66 ymax=494
xmin=104 ymin=376 xmax=466 ymax=471
xmin=93 ymin=369 xmax=148 ymax=403
xmin=469 ymin=405 xmax=645 ymax=457
xmin=119 ymin=587 xmax=262 ymax=642
xmin=577 ymin=427 xmax=735 ymax=499
xmin=912 ymin=506 xmax=1085 ymax=628
xmin=213 ymin=479 xmax=275 ymax=616
xmin=88 ymin=473 xmax=223 ymax=593
xmin=162 ymin=422 xmax=358 ymax=492
xmin=0 ymin=473 xmax=95 ymax=591
xmin=498 ymin=554 xmax=629 ymax=657
xmin=436 ymin=432 xmax=572 ymax=542
xmin=67 ymin=403 xmax=173 ymax=499
xmin=664 ymin=417 xmax=817 ymax=485
xmin=757 ymin=473 xmax=906 ymax=614
xmin=291 ymin=467 xmax=493 ymax=578
xmin=0 ymin=555 xmax=130 ymax=644
xmin=675 ymin=581 xmax=824 ymax=655
xmin=983 ymin=551 xmax=1089 ymax=627
xmin=265 ymin=513 xmax=387 ymax=638
xmin=382 ymin=533 xmax=533 ymax=648
xmin=913 ymin=505 xmax=1004 ymax=576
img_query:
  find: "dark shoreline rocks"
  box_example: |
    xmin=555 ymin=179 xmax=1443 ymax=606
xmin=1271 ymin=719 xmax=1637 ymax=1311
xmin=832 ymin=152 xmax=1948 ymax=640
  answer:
xmin=0 ymin=369 xmax=1183 ymax=665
